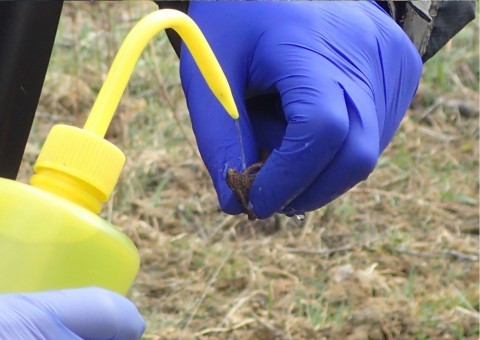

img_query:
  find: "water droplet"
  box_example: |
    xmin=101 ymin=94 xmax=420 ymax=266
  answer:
xmin=295 ymin=214 xmax=305 ymax=221
xmin=234 ymin=120 xmax=246 ymax=171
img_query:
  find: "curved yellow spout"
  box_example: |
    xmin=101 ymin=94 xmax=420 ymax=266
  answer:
xmin=84 ymin=9 xmax=239 ymax=137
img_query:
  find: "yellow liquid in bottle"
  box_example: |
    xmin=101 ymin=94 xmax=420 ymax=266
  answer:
xmin=0 ymin=178 xmax=139 ymax=295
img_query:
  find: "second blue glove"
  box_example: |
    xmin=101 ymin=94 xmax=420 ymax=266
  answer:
xmin=0 ymin=287 xmax=145 ymax=339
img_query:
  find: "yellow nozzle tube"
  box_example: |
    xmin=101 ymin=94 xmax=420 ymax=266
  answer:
xmin=84 ymin=9 xmax=239 ymax=137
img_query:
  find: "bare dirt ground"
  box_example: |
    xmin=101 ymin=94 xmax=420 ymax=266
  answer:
xmin=19 ymin=2 xmax=479 ymax=339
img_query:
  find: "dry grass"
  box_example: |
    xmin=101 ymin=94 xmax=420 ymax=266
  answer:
xmin=19 ymin=2 xmax=479 ymax=339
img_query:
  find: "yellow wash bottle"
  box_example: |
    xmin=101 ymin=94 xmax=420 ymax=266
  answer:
xmin=0 ymin=9 xmax=238 ymax=295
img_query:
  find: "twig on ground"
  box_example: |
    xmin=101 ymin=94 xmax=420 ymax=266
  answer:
xmin=282 ymin=234 xmax=381 ymax=256
xmin=283 ymin=243 xmax=356 ymax=256
xmin=397 ymin=248 xmax=479 ymax=262
xmin=259 ymin=267 xmax=300 ymax=283
xmin=443 ymin=249 xmax=479 ymax=261
xmin=454 ymin=284 xmax=477 ymax=313
xmin=299 ymin=211 xmax=315 ymax=242
xmin=194 ymin=318 xmax=256 ymax=337
xmin=182 ymin=250 xmax=233 ymax=329
xmin=218 ymin=290 xmax=266 ymax=328
xmin=148 ymin=41 xmax=202 ymax=161
xmin=207 ymin=214 xmax=235 ymax=243
xmin=253 ymin=313 xmax=290 ymax=340
xmin=455 ymin=306 xmax=480 ymax=320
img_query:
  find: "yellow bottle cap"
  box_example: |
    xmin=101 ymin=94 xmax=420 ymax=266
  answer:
xmin=31 ymin=125 xmax=125 ymax=214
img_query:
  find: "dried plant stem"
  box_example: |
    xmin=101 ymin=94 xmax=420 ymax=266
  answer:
xmin=218 ymin=290 xmax=266 ymax=328
xmin=253 ymin=313 xmax=290 ymax=340
xmin=194 ymin=318 xmax=255 ymax=337
xmin=148 ymin=41 xmax=201 ymax=160
xmin=397 ymin=248 xmax=479 ymax=262
xmin=455 ymin=306 xmax=480 ymax=320
xmin=283 ymin=234 xmax=381 ymax=256
xmin=182 ymin=250 xmax=232 ymax=329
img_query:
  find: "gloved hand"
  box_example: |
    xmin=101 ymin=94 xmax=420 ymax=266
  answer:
xmin=0 ymin=287 xmax=145 ymax=340
xmin=180 ymin=2 xmax=422 ymax=218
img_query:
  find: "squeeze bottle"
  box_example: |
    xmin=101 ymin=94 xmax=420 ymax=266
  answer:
xmin=0 ymin=9 xmax=238 ymax=295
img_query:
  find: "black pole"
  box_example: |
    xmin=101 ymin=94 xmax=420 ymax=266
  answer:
xmin=0 ymin=1 xmax=63 ymax=179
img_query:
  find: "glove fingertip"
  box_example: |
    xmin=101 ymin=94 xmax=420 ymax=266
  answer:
xmin=90 ymin=288 xmax=146 ymax=340
xmin=217 ymin=188 xmax=245 ymax=215
xmin=248 ymin=186 xmax=276 ymax=220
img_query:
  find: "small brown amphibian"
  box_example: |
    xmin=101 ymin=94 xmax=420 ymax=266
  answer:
xmin=226 ymin=162 xmax=263 ymax=220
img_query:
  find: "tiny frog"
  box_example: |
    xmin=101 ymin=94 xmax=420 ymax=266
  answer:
xmin=226 ymin=162 xmax=263 ymax=220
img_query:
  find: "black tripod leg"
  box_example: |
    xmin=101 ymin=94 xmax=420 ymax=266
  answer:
xmin=0 ymin=1 xmax=63 ymax=179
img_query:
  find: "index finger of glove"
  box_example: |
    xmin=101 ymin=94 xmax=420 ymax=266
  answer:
xmin=247 ymin=31 xmax=354 ymax=218
xmin=180 ymin=48 xmax=257 ymax=214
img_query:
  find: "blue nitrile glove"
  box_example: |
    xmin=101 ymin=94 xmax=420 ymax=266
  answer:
xmin=180 ymin=1 xmax=422 ymax=218
xmin=0 ymin=287 xmax=145 ymax=340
